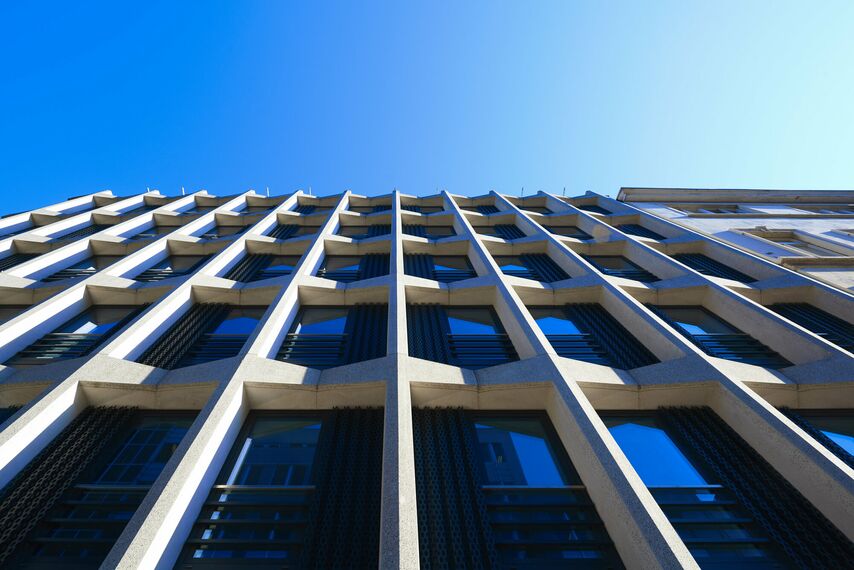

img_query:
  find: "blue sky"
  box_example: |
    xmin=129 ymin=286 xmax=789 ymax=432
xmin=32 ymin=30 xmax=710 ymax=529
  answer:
xmin=1 ymin=1 xmax=852 ymax=212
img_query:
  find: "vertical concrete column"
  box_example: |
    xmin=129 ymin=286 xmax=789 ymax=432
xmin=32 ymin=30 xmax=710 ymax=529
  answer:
xmin=105 ymin=377 xmax=248 ymax=569
xmin=378 ymin=191 xmax=420 ymax=568
xmin=0 ymin=378 xmax=85 ymax=487
xmin=712 ymin=379 xmax=854 ymax=539
xmin=548 ymin=377 xmax=698 ymax=570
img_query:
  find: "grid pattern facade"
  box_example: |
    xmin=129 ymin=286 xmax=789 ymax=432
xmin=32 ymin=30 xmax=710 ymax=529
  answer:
xmin=0 ymin=188 xmax=851 ymax=569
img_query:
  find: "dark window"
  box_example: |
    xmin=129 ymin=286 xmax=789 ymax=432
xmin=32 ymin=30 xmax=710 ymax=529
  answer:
xmin=0 ymin=224 xmax=34 ymax=237
xmin=413 ymin=410 xmax=623 ymax=568
xmin=4 ymin=411 xmax=194 ymax=568
xmin=544 ymin=225 xmax=591 ymax=240
xmin=769 ymin=303 xmax=854 ymax=352
xmin=42 ymin=255 xmax=123 ymax=282
xmin=404 ymin=254 xmax=477 ymax=283
xmin=179 ymin=409 xmax=383 ymax=569
xmin=135 ymin=255 xmax=210 ymax=282
xmin=407 ymin=305 xmax=518 ymax=369
xmin=493 ymin=254 xmax=568 ymax=282
xmin=583 ymin=255 xmax=658 ymax=282
xmin=779 ymin=409 xmax=854 ymax=467
xmin=56 ymin=224 xmax=110 ymax=240
xmin=530 ymin=305 xmax=658 ymax=369
xmin=133 ymin=225 xmax=174 ymax=239
xmin=6 ymin=305 xmax=144 ymax=367
xmin=336 ymin=225 xmax=390 ymax=239
xmin=764 ymin=235 xmax=843 ymax=257
xmin=649 ymin=305 xmax=791 ymax=368
xmin=257 ymin=255 xmax=301 ymax=280
xmin=576 ymin=204 xmax=611 ymax=215
xmin=616 ymin=224 xmax=665 ymax=240
xmin=182 ymin=205 xmax=215 ymax=215
xmin=672 ymin=253 xmax=756 ymax=283
xmin=473 ymin=224 xmax=525 ymax=240
xmin=277 ymin=304 xmax=388 ymax=368
xmin=224 ymin=254 xmax=301 ymax=282
xmin=316 ymin=254 xmax=389 ymax=282
xmin=521 ymin=205 xmax=552 ymax=214
xmin=0 ymin=305 xmax=28 ymax=325
xmin=200 ymin=225 xmax=248 ymax=240
xmin=0 ymin=253 xmax=39 ymax=271
xmin=244 ymin=205 xmax=275 ymax=214
xmin=603 ymin=409 xmax=853 ymax=568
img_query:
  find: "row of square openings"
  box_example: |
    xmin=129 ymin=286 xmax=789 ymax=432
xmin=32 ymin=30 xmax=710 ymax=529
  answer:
xmin=0 ymin=405 xmax=850 ymax=568
xmin=4 ymin=298 xmax=850 ymax=371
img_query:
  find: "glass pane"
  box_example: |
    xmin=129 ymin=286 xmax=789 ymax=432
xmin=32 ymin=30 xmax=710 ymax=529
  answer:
xmin=323 ymin=256 xmax=361 ymax=271
xmin=773 ymin=238 xmax=841 ymax=256
xmin=211 ymin=307 xmax=266 ymax=335
xmin=656 ymin=307 xmax=736 ymax=335
xmin=586 ymin=256 xmax=635 ymax=270
xmin=493 ymin=256 xmax=528 ymax=271
xmin=224 ymin=418 xmax=322 ymax=486
xmin=56 ymin=306 xmax=137 ymax=334
xmin=294 ymin=307 xmax=349 ymax=334
xmin=426 ymin=226 xmax=455 ymax=236
xmin=95 ymin=416 xmax=193 ymax=485
xmin=432 ymin=256 xmax=470 ymax=271
xmin=338 ymin=226 xmax=368 ymax=237
xmin=474 ymin=417 xmax=571 ymax=486
xmin=266 ymin=255 xmax=300 ymax=271
xmin=156 ymin=256 xmax=205 ymax=272
xmin=803 ymin=415 xmax=854 ymax=455
xmin=445 ymin=307 xmax=500 ymax=334
xmin=605 ymin=416 xmax=709 ymax=486
xmin=529 ymin=308 xmax=582 ymax=334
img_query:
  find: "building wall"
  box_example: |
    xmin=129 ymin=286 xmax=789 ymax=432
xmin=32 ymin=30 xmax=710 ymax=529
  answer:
xmin=0 ymin=187 xmax=851 ymax=569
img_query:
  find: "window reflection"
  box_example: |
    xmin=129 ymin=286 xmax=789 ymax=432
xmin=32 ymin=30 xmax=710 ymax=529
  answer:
xmin=474 ymin=417 xmax=570 ymax=486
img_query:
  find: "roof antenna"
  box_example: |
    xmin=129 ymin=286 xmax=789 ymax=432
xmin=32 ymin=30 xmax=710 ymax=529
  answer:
xmin=562 ymin=187 xmax=566 ymax=196
xmin=181 ymin=186 xmax=185 ymax=196
xmin=266 ymin=186 xmax=270 ymax=197
xmin=308 ymin=186 xmax=313 ymax=196
xmin=521 ymin=186 xmax=525 ymax=197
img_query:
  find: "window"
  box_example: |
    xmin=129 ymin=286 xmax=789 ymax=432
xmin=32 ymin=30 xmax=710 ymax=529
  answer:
xmin=179 ymin=410 xmax=384 ymax=568
xmin=317 ymin=255 xmax=361 ymax=281
xmin=258 ymin=255 xmax=300 ymax=279
xmin=543 ymin=225 xmax=592 ymax=240
xmin=473 ymin=224 xmax=525 ymax=240
xmin=492 ymin=254 xmax=568 ymax=282
xmin=244 ymin=205 xmax=274 ymax=214
xmin=133 ymin=224 xmax=174 ymax=239
xmin=803 ymin=415 xmax=854 ymax=456
xmin=650 ymin=305 xmax=791 ymax=368
xmin=43 ymin=255 xmax=122 ymax=281
xmin=8 ymin=412 xmax=194 ymax=567
xmin=576 ymin=204 xmax=611 ymax=215
xmin=6 ymin=305 xmax=143 ymax=366
xmin=413 ymin=410 xmax=622 ymax=567
xmin=403 ymin=254 xmax=476 ymax=283
xmin=336 ymin=225 xmax=390 ymax=239
xmin=769 ymin=303 xmax=853 ymax=352
xmin=182 ymin=205 xmax=215 ymax=215
xmin=603 ymin=412 xmax=789 ymax=566
xmin=583 ymin=255 xmax=658 ymax=282
xmin=0 ymin=305 xmax=28 ymax=325
xmin=277 ymin=305 xmax=388 ymax=368
xmin=765 ymin=236 xmax=843 ymax=257
xmin=200 ymin=225 xmax=247 ymax=239
xmin=529 ymin=305 xmax=658 ymax=369
xmin=446 ymin=307 xmax=502 ymax=334
xmin=135 ymin=255 xmax=209 ymax=282
xmin=521 ymin=206 xmax=552 ymax=214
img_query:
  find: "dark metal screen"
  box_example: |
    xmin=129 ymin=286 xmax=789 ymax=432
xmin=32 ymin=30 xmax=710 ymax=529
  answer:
xmin=615 ymin=224 xmax=665 ymax=240
xmin=0 ymin=406 xmax=133 ymax=566
xmin=223 ymin=253 xmax=274 ymax=282
xmin=562 ymin=304 xmax=659 ymax=369
xmin=779 ymin=408 xmax=854 ymax=468
xmin=403 ymin=224 xmax=427 ymax=237
xmin=770 ymin=304 xmax=853 ymax=352
xmin=58 ymin=224 xmax=109 ymax=240
xmin=672 ymin=253 xmax=756 ymax=283
xmin=268 ymin=224 xmax=299 ymax=240
xmin=518 ymin=253 xmax=569 ymax=282
xmin=0 ymin=253 xmax=38 ymax=272
xmin=136 ymin=303 xmax=231 ymax=369
xmin=477 ymin=205 xmax=500 ymax=215
xmin=659 ymin=406 xmax=854 ymax=569
xmin=493 ymin=225 xmax=525 ymax=240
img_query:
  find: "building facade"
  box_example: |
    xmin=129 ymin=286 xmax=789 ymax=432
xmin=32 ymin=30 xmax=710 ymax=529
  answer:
xmin=0 ymin=188 xmax=851 ymax=569
xmin=618 ymin=187 xmax=854 ymax=291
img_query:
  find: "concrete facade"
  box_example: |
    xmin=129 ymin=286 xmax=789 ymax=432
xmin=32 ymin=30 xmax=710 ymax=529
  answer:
xmin=618 ymin=187 xmax=854 ymax=292
xmin=0 ymin=188 xmax=851 ymax=569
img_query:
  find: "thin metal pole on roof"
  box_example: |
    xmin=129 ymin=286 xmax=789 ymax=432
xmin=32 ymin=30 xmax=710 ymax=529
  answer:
xmin=181 ymin=187 xmax=185 ymax=196
xmin=266 ymin=187 xmax=270 ymax=197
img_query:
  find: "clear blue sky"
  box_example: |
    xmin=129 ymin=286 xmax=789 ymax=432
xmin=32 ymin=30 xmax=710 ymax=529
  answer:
xmin=1 ymin=1 xmax=853 ymax=212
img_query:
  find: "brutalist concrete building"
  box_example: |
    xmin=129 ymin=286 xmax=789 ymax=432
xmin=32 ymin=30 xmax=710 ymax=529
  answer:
xmin=0 ymin=188 xmax=851 ymax=570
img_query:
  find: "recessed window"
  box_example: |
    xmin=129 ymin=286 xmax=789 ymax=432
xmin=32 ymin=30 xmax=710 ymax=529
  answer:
xmin=446 ymin=307 xmax=501 ymax=335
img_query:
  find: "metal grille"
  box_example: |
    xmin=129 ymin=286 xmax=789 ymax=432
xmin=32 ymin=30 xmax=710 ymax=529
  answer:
xmin=367 ymin=224 xmax=391 ymax=238
xmin=615 ymin=223 xmax=665 ymax=240
xmin=294 ymin=204 xmax=316 ymax=214
xmin=518 ymin=253 xmax=569 ymax=282
xmin=57 ymin=224 xmax=109 ymax=240
xmin=779 ymin=408 xmax=854 ymax=468
xmin=769 ymin=303 xmax=854 ymax=352
xmin=223 ymin=253 xmax=273 ymax=282
xmin=477 ymin=205 xmax=500 ymax=215
xmin=6 ymin=305 xmax=147 ymax=367
xmin=493 ymin=224 xmax=525 ymax=240
xmin=0 ymin=406 xmax=134 ymax=566
xmin=402 ymin=204 xmax=421 ymax=213
xmin=42 ymin=265 xmax=97 ymax=282
xmin=404 ymin=254 xmax=476 ymax=283
xmin=135 ymin=256 xmax=210 ymax=282
xmin=0 ymin=253 xmax=38 ymax=272
xmin=543 ymin=225 xmax=592 ymax=240
xmin=403 ymin=224 xmax=427 ymax=237
xmin=136 ymin=303 xmax=231 ymax=369
xmin=577 ymin=204 xmax=611 ymax=215
xmin=672 ymin=253 xmax=757 ymax=283
xmin=300 ymin=408 xmax=384 ymax=569
xmin=659 ymin=406 xmax=854 ymax=569
xmin=582 ymin=255 xmax=658 ymax=282
xmin=268 ymin=224 xmax=299 ymax=240
xmin=316 ymin=254 xmax=389 ymax=283
xmin=563 ymin=304 xmax=659 ymax=369
xmin=412 ymin=408 xmax=498 ymax=570
xmin=177 ymin=333 xmax=249 ymax=367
